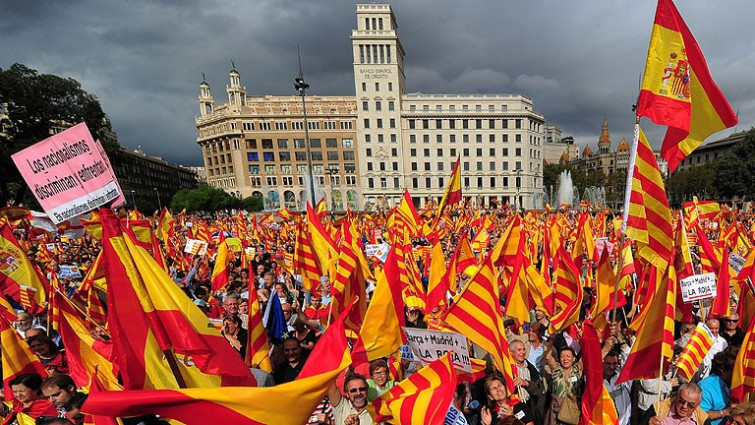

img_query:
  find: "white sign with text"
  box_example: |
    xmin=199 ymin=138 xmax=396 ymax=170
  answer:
xmin=680 ymin=272 xmax=717 ymax=303
xmin=402 ymin=327 xmax=471 ymax=372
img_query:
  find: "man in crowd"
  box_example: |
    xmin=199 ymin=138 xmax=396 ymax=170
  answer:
xmin=327 ymin=374 xmax=373 ymax=425
xmin=643 ymin=383 xmax=710 ymax=425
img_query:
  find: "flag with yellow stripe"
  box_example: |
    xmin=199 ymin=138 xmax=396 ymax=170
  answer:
xmin=675 ymin=322 xmax=714 ymax=382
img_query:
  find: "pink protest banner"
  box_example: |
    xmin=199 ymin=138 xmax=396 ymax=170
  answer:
xmin=11 ymin=122 xmax=122 ymax=224
xmin=94 ymin=139 xmax=127 ymax=208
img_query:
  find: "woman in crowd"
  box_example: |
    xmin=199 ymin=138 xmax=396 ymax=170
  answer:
xmin=221 ymin=315 xmax=247 ymax=359
xmin=480 ymin=375 xmax=535 ymax=425
xmin=0 ymin=373 xmax=58 ymax=424
xmin=543 ymin=346 xmax=583 ymax=425
xmin=366 ymin=359 xmax=396 ymax=401
xmin=27 ymin=334 xmax=69 ymax=376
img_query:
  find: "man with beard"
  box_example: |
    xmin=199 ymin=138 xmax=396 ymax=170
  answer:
xmin=327 ymin=373 xmax=373 ymax=425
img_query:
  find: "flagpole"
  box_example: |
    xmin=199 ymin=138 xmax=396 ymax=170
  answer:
xmin=54 ymin=288 xmax=110 ymax=338
xmin=656 ymin=352 xmax=665 ymax=406
xmin=613 ymin=116 xmax=641 ymax=324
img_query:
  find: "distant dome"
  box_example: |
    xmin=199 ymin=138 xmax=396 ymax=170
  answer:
xmin=582 ymin=145 xmax=593 ymax=157
xmin=617 ymin=138 xmax=630 ymax=152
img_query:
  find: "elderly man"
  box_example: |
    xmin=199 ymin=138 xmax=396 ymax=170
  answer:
xmin=700 ymin=318 xmax=728 ymax=379
xmin=510 ymin=339 xmax=545 ymax=425
xmin=642 ymin=383 xmax=711 ymax=425
xmin=327 ymin=373 xmax=373 ymax=425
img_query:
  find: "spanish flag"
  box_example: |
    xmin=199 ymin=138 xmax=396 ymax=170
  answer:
xmin=579 ymin=320 xmax=619 ymax=425
xmin=81 ymin=300 xmax=353 ymax=424
xmin=100 ymin=209 xmax=255 ymax=389
xmin=637 ymin=0 xmax=737 ymax=171
xmin=210 ymin=232 xmax=230 ymax=292
xmin=1 ymin=313 xmax=48 ymax=401
xmin=433 ymin=157 xmax=462 ymax=225
xmin=0 ymin=223 xmax=47 ymax=314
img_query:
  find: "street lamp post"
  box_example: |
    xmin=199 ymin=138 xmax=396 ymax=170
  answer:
xmin=130 ymin=190 xmax=137 ymax=210
xmin=325 ymin=168 xmax=337 ymax=217
xmin=514 ymin=168 xmax=523 ymax=211
xmin=294 ymin=47 xmax=316 ymax=208
xmin=154 ymin=187 xmax=162 ymax=211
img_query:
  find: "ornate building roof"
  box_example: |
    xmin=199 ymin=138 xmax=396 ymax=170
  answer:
xmin=582 ymin=145 xmax=593 ymax=157
xmin=617 ymin=137 xmax=630 ymax=152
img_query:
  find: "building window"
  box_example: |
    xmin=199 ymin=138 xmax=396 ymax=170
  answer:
xmin=340 ymin=121 xmax=353 ymax=130
xmin=424 ymin=149 xmax=430 ymax=157
xmin=367 ymin=163 xmax=373 ymax=171
xmin=380 ymin=178 xmax=387 ymax=188
xmin=410 ymin=135 xmax=416 ymax=143
xmin=310 ymin=139 xmax=321 ymax=148
xmin=388 ymin=101 xmax=395 ymax=111
xmin=375 ymin=101 xmax=382 ymax=111
xmin=362 ymin=82 xmax=367 ymax=91
xmin=279 ymin=152 xmax=291 ymax=161
xmin=277 ymin=139 xmax=289 ymax=149
xmin=247 ymin=152 xmax=259 ymax=161
xmin=326 ymin=138 xmax=338 ymax=148
xmin=438 ymin=162 xmax=444 ymax=171
xmin=362 ymin=101 xmax=369 ymax=111
xmin=388 ymin=82 xmax=393 ymax=91
xmin=450 ymin=135 xmax=456 ymax=143
xmin=412 ymin=177 xmax=418 ymax=188
xmin=409 ymin=120 xmax=415 ymax=129
xmin=342 ymin=138 xmax=354 ymax=148
xmin=390 ymin=118 xmax=396 ymax=128
xmin=392 ymin=162 xmax=398 ymax=171
xmin=263 ymin=152 xmax=275 ymax=161
xmin=377 ymin=118 xmax=383 ymax=128
xmin=368 ymin=178 xmax=374 ymax=188
xmin=262 ymin=139 xmax=273 ymax=149
xmin=327 ymin=151 xmax=339 ymax=161
xmin=311 ymin=152 xmax=323 ymax=161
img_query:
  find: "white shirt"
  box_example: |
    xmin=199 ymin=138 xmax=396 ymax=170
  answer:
xmin=700 ymin=335 xmax=728 ymax=379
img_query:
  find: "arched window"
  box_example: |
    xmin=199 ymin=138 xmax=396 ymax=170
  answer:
xmin=283 ymin=190 xmax=297 ymax=209
xmin=347 ymin=190 xmax=358 ymax=210
xmin=267 ymin=191 xmax=280 ymax=210
xmin=332 ymin=190 xmax=343 ymax=211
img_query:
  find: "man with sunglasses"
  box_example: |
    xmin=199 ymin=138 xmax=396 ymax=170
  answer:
xmin=642 ymin=383 xmax=712 ymax=425
xmin=327 ymin=373 xmax=373 ymax=425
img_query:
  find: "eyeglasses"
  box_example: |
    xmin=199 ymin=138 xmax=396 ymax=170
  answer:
xmin=676 ymin=397 xmax=698 ymax=408
xmin=349 ymin=387 xmax=367 ymax=393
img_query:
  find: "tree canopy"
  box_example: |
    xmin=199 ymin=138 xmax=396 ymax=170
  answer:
xmin=0 ymin=63 xmax=117 ymax=206
xmin=170 ymin=186 xmax=263 ymax=213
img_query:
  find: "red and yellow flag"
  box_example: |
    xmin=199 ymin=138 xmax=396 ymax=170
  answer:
xmin=375 ymin=352 xmax=457 ymax=425
xmin=443 ymin=255 xmax=516 ymax=391
xmin=100 ymin=209 xmax=255 ymax=390
xmin=81 ymin=301 xmax=353 ymax=424
xmin=1 ymin=315 xmax=48 ymax=400
xmin=675 ymin=322 xmax=714 ymax=382
xmin=733 ymin=311 xmax=755 ymax=402
xmin=352 ymin=248 xmax=407 ymax=365
xmin=433 ymin=157 xmax=462 ymax=225
xmin=245 ymin=268 xmax=272 ymax=373
xmin=210 ymin=233 xmax=230 ymax=292
xmin=0 ymin=224 xmax=47 ymax=314
xmin=293 ymin=222 xmax=323 ymax=292
xmin=550 ymin=247 xmax=584 ymax=334
xmin=579 ymin=320 xmax=619 ymax=425
xmin=624 ymin=127 xmax=674 ymax=269
xmin=616 ymin=262 xmax=677 ymax=383
xmin=636 ymin=0 xmax=738 ymax=171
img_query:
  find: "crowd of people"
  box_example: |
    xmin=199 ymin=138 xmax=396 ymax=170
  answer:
xmin=0 ymin=202 xmax=754 ymax=425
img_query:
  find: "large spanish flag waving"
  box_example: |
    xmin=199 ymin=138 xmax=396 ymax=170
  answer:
xmin=637 ymin=0 xmax=737 ymax=171
xmin=433 ymin=156 xmax=462 ymax=224
xmin=0 ymin=223 xmax=47 ymax=314
xmin=81 ymin=301 xmax=353 ymax=424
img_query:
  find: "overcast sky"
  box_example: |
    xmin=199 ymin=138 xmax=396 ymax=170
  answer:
xmin=2 ymin=0 xmax=752 ymax=166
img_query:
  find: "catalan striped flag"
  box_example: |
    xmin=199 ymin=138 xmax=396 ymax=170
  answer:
xmin=624 ymin=126 xmax=674 ymax=269
xmin=733 ymin=310 xmax=755 ymax=403
xmin=293 ymin=222 xmax=323 ymax=292
xmin=710 ymin=247 xmax=732 ymax=318
xmin=245 ymin=266 xmax=272 ymax=373
xmin=331 ymin=220 xmax=368 ymax=334
xmin=490 ymin=215 xmax=522 ymax=268
xmin=675 ymin=322 xmax=715 ymax=382
xmin=443 ymin=254 xmax=517 ymax=392
xmin=616 ymin=262 xmax=677 ymax=384
xmin=695 ymin=225 xmax=722 ymax=274
xmin=375 ymin=352 xmax=457 ymax=425
xmin=425 ymin=240 xmax=449 ymax=315
xmin=636 ymin=0 xmax=737 ymax=171
xmin=81 ymin=298 xmax=353 ymax=424
xmin=550 ymin=247 xmax=584 ymax=334
xmin=579 ymin=320 xmax=619 ymax=425
xmin=591 ymin=245 xmax=624 ymax=336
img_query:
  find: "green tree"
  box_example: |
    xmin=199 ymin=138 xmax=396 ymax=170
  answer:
xmin=572 ymin=169 xmax=606 ymax=195
xmin=170 ymin=186 xmax=242 ymax=213
xmin=666 ymin=162 xmax=716 ymax=206
xmin=0 ymin=64 xmax=116 ymax=206
xmin=240 ymin=195 xmax=264 ymax=212
xmin=714 ymin=129 xmax=755 ymax=202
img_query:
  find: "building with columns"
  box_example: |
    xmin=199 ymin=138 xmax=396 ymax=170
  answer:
xmin=196 ymin=3 xmax=547 ymax=210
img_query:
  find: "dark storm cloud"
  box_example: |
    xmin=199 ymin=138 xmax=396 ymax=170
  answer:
xmin=1 ymin=0 xmax=752 ymax=166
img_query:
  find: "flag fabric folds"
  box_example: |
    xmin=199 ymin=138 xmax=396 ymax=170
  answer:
xmin=624 ymin=126 xmax=674 ymax=269
xmin=375 ymin=352 xmax=457 ymax=425
xmin=82 ymin=301 xmax=353 ymax=425
xmin=579 ymin=320 xmax=619 ymax=425
xmin=100 ymin=209 xmax=255 ymax=390
xmin=1 ymin=314 xmax=48 ymax=400
xmin=675 ymin=322 xmax=714 ymax=382
xmin=0 ymin=223 xmax=47 ymax=314
xmin=616 ymin=263 xmax=677 ymax=384
xmin=636 ymin=0 xmax=737 ymax=171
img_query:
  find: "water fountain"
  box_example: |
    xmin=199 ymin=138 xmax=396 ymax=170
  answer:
xmin=557 ymin=170 xmax=575 ymax=207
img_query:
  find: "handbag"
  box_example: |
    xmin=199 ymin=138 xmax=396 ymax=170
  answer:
xmin=557 ymin=394 xmax=580 ymax=425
